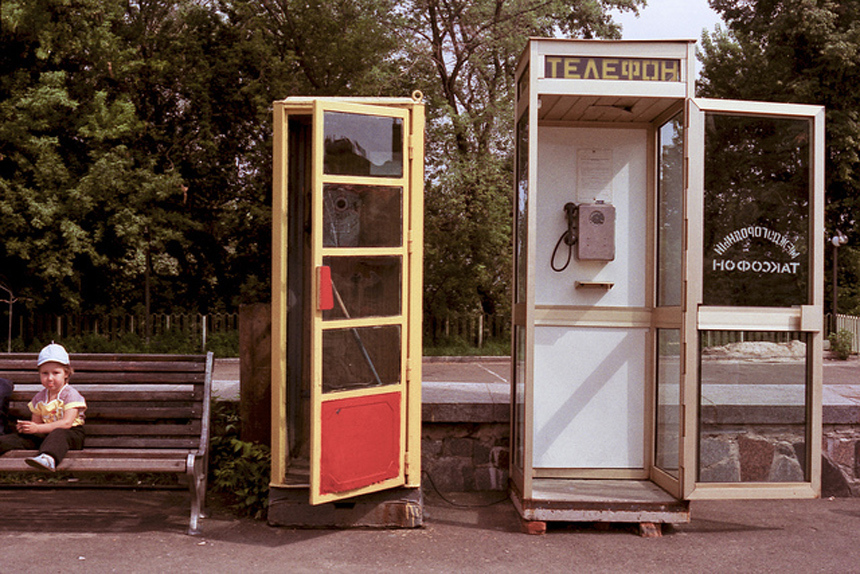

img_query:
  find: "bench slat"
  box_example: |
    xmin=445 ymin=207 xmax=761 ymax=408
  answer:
xmin=92 ymin=407 xmax=203 ymax=419
xmin=84 ymin=423 xmax=201 ymax=436
xmin=0 ymin=451 xmax=189 ymax=473
xmin=9 ymin=405 xmax=203 ymax=425
xmin=10 ymin=391 xmax=201 ymax=403
xmin=2 ymin=420 xmax=202 ymax=434
xmin=84 ymin=437 xmax=202 ymax=448
xmin=64 ymin=361 xmax=203 ymax=372
xmin=0 ymin=372 xmax=205 ymax=384
xmin=0 ymin=353 xmax=206 ymax=363
xmin=9 ymin=391 xmax=204 ymax=408
xmin=4 ymin=448 xmax=199 ymax=457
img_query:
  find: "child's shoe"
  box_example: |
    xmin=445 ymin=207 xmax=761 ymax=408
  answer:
xmin=25 ymin=453 xmax=56 ymax=472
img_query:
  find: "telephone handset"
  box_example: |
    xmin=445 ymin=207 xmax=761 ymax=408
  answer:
xmin=551 ymin=202 xmax=578 ymax=272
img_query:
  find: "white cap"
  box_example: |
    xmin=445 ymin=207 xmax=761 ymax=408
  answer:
xmin=37 ymin=343 xmax=70 ymax=367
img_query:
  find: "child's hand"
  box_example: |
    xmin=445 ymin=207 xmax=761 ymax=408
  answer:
xmin=17 ymin=420 xmax=37 ymax=434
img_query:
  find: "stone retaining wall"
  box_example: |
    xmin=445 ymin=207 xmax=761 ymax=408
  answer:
xmin=421 ymin=405 xmax=860 ymax=496
xmin=422 ymin=423 xmax=509 ymax=493
xmin=822 ymin=426 xmax=860 ymax=496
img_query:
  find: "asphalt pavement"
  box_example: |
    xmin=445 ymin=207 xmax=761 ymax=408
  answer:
xmin=2 ymin=488 xmax=860 ymax=573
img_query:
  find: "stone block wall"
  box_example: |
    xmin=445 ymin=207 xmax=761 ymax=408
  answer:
xmin=422 ymin=423 xmax=509 ymax=492
xmin=700 ymin=429 xmax=806 ymax=483
xmin=700 ymin=425 xmax=860 ymax=497
xmin=421 ymin=418 xmax=860 ymax=496
xmin=822 ymin=426 xmax=860 ymax=497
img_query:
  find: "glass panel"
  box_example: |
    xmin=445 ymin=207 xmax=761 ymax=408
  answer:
xmin=324 ymin=112 xmax=403 ymax=177
xmin=323 ymin=184 xmax=402 ymax=248
xmin=515 ymin=112 xmax=529 ymax=303
xmin=703 ymin=114 xmax=810 ymax=306
xmin=513 ymin=325 xmax=526 ymax=470
xmin=323 ymin=325 xmax=401 ymax=392
xmin=698 ymin=330 xmax=808 ymax=482
xmin=655 ymin=329 xmax=681 ymax=478
xmin=658 ymin=114 xmax=684 ymax=307
xmin=322 ymin=256 xmax=401 ymax=320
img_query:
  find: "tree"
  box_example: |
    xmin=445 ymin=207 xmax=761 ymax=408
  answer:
xmin=397 ymin=0 xmax=644 ymax=320
xmin=0 ymin=0 xmax=646 ymax=336
xmin=699 ymin=0 xmax=860 ymax=314
xmin=0 ymin=0 xmax=187 ymax=313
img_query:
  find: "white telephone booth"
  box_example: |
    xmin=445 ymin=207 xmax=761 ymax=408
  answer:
xmin=511 ymin=39 xmax=825 ymax=530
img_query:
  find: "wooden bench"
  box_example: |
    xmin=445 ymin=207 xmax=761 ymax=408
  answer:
xmin=0 ymin=352 xmax=213 ymax=535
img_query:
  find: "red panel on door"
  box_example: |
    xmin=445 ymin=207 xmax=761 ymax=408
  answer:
xmin=319 ymin=392 xmax=401 ymax=495
xmin=317 ymin=265 xmax=334 ymax=310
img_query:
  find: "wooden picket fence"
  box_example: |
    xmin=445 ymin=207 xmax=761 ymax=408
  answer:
xmin=700 ymin=330 xmax=805 ymax=348
xmin=9 ymin=308 xmax=855 ymax=354
xmin=831 ymin=313 xmax=860 ymax=354
xmin=13 ymin=312 xmax=238 ymax=348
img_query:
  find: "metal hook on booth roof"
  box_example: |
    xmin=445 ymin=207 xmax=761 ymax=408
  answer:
xmin=411 ymin=90 xmax=423 ymax=103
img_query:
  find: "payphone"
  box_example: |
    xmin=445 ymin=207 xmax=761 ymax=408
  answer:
xmin=551 ymin=202 xmax=616 ymax=272
xmin=512 ymin=39 xmax=825 ymax=532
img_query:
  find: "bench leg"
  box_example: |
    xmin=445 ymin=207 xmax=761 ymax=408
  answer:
xmin=186 ymin=454 xmax=207 ymax=535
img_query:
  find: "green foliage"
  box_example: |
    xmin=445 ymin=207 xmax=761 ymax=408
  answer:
xmin=423 ymin=335 xmax=510 ymax=357
xmin=205 ymin=331 xmax=240 ymax=358
xmin=17 ymin=328 xmax=238 ymax=356
xmin=834 ymin=245 xmax=860 ymax=316
xmin=424 ymin=156 xmax=513 ymax=317
xmin=0 ymin=0 xmax=190 ymax=313
xmin=0 ymin=0 xmax=644 ymax=328
xmin=829 ymin=329 xmax=854 ymax=360
xmin=238 ymin=0 xmax=405 ymax=96
xmin=208 ymin=402 xmax=271 ymax=519
xmin=411 ymin=0 xmax=644 ymax=317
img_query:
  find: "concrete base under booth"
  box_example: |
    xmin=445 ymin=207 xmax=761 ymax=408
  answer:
xmin=511 ymin=479 xmax=690 ymax=528
xmin=267 ymin=486 xmax=423 ymax=528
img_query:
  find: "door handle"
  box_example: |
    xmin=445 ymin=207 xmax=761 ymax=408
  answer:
xmin=317 ymin=266 xmax=334 ymax=311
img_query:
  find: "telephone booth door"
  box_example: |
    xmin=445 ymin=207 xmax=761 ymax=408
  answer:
xmin=675 ymin=98 xmax=825 ymax=500
xmin=271 ymin=96 xmax=424 ymax=509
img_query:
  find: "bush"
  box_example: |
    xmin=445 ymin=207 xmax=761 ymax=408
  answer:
xmin=829 ymin=329 xmax=854 ymax=360
xmin=208 ymin=402 xmax=271 ymax=519
xmin=423 ymin=335 xmax=510 ymax=356
xmin=205 ymin=330 xmax=240 ymax=357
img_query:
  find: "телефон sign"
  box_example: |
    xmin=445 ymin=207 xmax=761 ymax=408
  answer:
xmin=545 ymin=56 xmax=682 ymax=82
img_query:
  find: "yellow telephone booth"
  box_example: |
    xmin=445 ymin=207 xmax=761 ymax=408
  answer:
xmin=269 ymin=95 xmax=425 ymax=526
xmin=512 ymin=39 xmax=825 ymax=531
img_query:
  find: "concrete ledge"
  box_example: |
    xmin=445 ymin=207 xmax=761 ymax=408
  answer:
xmin=421 ymin=382 xmax=860 ymax=426
xmin=423 ymin=403 xmax=509 ymax=423
xmin=422 ymin=382 xmax=509 ymax=423
xmin=824 ymin=405 xmax=860 ymax=425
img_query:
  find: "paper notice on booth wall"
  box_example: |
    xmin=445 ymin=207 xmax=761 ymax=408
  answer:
xmin=576 ymin=148 xmax=613 ymax=204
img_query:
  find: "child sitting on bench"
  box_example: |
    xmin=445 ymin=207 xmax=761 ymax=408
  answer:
xmin=0 ymin=343 xmax=86 ymax=472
